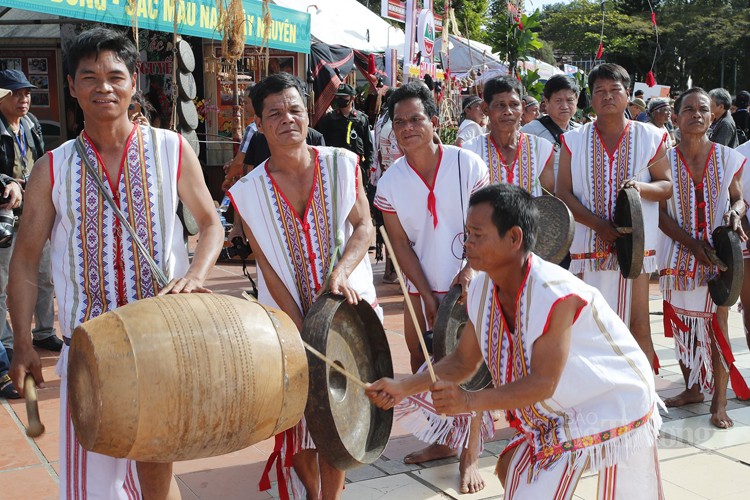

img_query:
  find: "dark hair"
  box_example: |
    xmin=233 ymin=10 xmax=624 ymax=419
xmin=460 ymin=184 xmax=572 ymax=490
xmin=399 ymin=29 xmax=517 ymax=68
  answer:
xmin=65 ymin=27 xmax=138 ymax=77
xmin=244 ymin=83 xmax=256 ymax=98
xmin=388 ymin=82 xmax=437 ymax=119
xmin=588 ymin=63 xmax=631 ymax=91
xmin=675 ymin=87 xmax=710 ymax=114
xmin=543 ymin=74 xmax=580 ymax=100
xmin=130 ymin=91 xmax=155 ymax=121
xmin=483 ymin=76 xmax=523 ymax=105
xmin=250 ymin=73 xmax=306 ymax=116
xmin=469 ymin=184 xmax=538 ymax=252
xmin=735 ymin=90 xmax=750 ymax=109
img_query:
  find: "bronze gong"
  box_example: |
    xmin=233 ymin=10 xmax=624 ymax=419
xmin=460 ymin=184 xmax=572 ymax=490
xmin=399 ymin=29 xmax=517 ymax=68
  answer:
xmin=177 ymin=72 xmax=197 ymax=101
xmin=531 ymin=195 xmax=574 ymax=264
xmin=301 ymin=294 xmax=393 ymax=470
xmin=433 ymin=285 xmax=493 ymax=391
xmin=177 ymin=99 xmax=199 ymax=131
xmin=613 ymin=187 xmax=645 ymax=279
xmin=708 ymin=226 xmax=744 ymax=307
xmin=176 ymin=39 xmax=196 ymax=73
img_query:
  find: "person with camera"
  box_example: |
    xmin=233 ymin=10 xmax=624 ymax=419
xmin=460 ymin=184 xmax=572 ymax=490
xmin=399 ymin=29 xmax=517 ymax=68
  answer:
xmin=0 ymin=70 xmax=61 ymax=361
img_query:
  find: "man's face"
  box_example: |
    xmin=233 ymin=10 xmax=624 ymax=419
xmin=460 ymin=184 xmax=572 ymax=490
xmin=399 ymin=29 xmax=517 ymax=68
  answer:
xmin=392 ymin=97 xmax=437 ymax=152
xmin=521 ymin=103 xmax=540 ymax=125
xmin=678 ymin=93 xmax=713 ymax=136
xmin=256 ymin=87 xmax=308 ymax=148
xmin=68 ymin=50 xmax=136 ymax=123
xmin=547 ymin=89 xmax=577 ymax=125
xmin=590 ymin=78 xmax=629 ymax=118
xmin=710 ymin=97 xmax=724 ymax=117
xmin=464 ymin=202 xmax=522 ymax=272
xmin=485 ymin=91 xmax=523 ymax=132
xmin=0 ymin=88 xmax=31 ymax=120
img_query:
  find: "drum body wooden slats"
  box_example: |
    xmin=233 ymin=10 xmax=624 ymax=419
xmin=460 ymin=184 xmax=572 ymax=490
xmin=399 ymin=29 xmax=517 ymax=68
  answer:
xmin=68 ymin=294 xmax=308 ymax=463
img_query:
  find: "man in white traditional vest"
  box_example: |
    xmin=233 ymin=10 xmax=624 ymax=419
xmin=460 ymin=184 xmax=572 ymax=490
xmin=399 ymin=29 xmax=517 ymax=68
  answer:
xmin=229 ymin=73 xmax=379 ymax=500
xmin=367 ymin=183 xmax=664 ymax=499
xmin=658 ymin=87 xmax=750 ymax=428
xmin=8 ymin=28 xmax=224 ymax=499
xmin=734 ymin=134 xmax=750 ymax=351
xmin=463 ymin=75 xmax=555 ymax=193
xmin=374 ymin=82 xmax=492 ymax=494
xmin=557 ymin=63 xmax=673 ymax=371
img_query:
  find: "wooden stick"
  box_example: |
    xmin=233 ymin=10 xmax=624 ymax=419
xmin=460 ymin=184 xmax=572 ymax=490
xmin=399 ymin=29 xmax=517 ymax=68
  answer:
xmin=302 ymin=341 xmax=369 ymax=390
xmin=379 ymin=226 xmax=438 ymax=383
xmin=616 ymin=227 xmax=633 ymax=235
xmin=706 ymin=248 xmax=729 ymax=272
xmin=24 ymin=375 xmax=45 ymax=438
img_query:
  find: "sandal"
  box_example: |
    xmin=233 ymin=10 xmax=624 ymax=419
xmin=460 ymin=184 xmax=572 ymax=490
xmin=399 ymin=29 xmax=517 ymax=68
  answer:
xmin=0 ymin=374 xmax=20 ymax=399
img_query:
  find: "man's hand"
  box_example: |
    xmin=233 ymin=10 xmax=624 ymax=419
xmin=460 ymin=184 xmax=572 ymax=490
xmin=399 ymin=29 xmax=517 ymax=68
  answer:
xmin=158 ymin=275 xmax=212 ymax=295
xmin=689 ymin=239 xmax=716 ymax=267
xmin=9 ymin=347 xmax=44 ymax=398
xmin=724 ymin=210 xmax=748 ymax=242
xmin=595 ymin=218 xmax=622 ymax=244
xmin=366 ymin=378 xmax=407 ymax=410
xmin=319 ymin=267 xmax=361 ymax=305
xmin=620 ymin=179 xmax=640 ymax=193
xmin=422 ymin=292 xmax=439 ymax=330
xmin=431 ymin=379 xmax=473 ymax=415
xmin=450 ymin=266 xmax=475 ymax=299
xmin=0 ymin=180 xmax=22 ymax=210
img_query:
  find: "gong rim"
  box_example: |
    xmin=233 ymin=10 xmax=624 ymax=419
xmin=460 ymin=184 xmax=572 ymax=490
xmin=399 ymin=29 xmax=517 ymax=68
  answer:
xmin=176 ymin=40 xmax=196 ymax=73
xmin=531 ymin=195 xmax=574 ymax=264
xmin=301 ymin=294 xmax=393 ymax=470
xmin=613 ymin=187 xmax=645 ymax=279
xmin=708 ymin=226 xmax=744 ymax=307
xmin=433 ymin=285 xmax=493 ymax=391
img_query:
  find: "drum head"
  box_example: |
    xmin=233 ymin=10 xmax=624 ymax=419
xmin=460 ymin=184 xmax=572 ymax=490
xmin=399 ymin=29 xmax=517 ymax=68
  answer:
xmin=613 ymin=187 xmax=644 ymax=279
xmin=178 ymin=99 xmax=199 ymax=131
xmin=531 ymin=195 xmax=574 ymax=264
xmin=433 ymin=285 xmax=492 ymax=391
xmin=708 ymin=226 xmax=744 ymax=307
xmin=176 ymin=39 xmax=196 ymax=73
xmin=302 ymin=294 xmax=393 ymax=470
xmin=177 ymin=72 xmax=197 ymax=101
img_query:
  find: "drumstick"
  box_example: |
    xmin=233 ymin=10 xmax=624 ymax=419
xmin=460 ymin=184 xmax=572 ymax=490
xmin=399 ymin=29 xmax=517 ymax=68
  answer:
xmin=379 ymin=226 xmax=438 ymax=384
xmin=302 ymin=341 xmax=368 ymax=390
xmin=24 ymin=375 xmax=45 ymax=438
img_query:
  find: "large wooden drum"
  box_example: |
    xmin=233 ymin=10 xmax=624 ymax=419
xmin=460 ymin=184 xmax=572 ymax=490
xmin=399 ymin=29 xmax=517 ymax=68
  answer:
xmin=68 ymin=294 xmax=308 ymax=463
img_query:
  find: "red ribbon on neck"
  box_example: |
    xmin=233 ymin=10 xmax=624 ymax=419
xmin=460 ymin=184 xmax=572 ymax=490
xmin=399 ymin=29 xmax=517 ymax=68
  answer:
xmin=427 ymin=190 xmax=438 ymax=228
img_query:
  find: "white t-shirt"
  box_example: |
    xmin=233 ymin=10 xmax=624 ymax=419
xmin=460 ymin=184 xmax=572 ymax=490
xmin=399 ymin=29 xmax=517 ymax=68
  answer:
xmin=456 ymin=119 xmax=485 ymax=144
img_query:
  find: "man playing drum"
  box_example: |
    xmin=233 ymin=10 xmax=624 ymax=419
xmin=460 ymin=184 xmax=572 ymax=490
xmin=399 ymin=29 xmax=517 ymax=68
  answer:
xmin=8 ymin=28 xmax=224 ymax=499
xmin=367 ymin=183 xmax=664 ymax=499
xmin=229 ymin=73 xmax=379 ymax=500
xmin=463 ymin=76 xmax=555 ymax=195
xmin=658 ymin=88 xmax=750 ymax=428
xmin=557 ymin=63 xmax=672 ymax=371
xmin=373 ymin=82 xmax=492 ymax=494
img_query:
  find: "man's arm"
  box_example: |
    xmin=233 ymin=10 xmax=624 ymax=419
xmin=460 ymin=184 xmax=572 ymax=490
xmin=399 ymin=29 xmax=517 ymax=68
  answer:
xmin=361 ymin=117 xmax=374 ymax=171
xmin=7 ymin=154 xmax=55 ymax=394
xmin=725 ymin=172 xmax=747 ymax=240
xmin=540 ymin=152 xmax=555 ymax=195
xmin=658 ymin=200 xmax=714 ymax=267
xmin=325 ymin=164 xmax=374 ymax=304
xmin=159 ymin=136 xmax=224 ymax=294
xmin=556 ymin=144 xmax=621 ymax=243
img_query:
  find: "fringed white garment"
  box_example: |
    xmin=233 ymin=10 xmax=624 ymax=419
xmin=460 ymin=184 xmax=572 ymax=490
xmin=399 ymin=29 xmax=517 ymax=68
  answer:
xmin=736 ymin=140 xmax=750 ymax=260
xmin=374 ymin=145 xmax=489 ymax=293
xmin=467 ymin=256 xmax=662 ymax=488
xmin=562 ymin=121 xmax=667 ymax=276
xmin=463 ymin=131 xmax=554 ymax=193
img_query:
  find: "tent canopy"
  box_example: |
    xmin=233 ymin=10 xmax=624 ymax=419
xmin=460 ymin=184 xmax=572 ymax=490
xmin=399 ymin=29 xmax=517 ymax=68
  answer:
xmin=273 ymin=0 xmax=405 ymax=53
xmin=434 ymin=34 xmax=507 ymax=78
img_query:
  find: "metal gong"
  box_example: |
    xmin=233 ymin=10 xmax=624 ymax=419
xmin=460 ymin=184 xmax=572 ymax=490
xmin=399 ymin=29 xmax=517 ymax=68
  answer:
xmin=433 ymin=285 xmax=493 ymax=391
xmin=301 ymin=294 xmax=393 ymax=470
xmin=708 ymin=226 xmax=744 ymax=307
xmin=613 ymin=187 xmax=645 ymax=279
xmin=176 ymin=39 xmax=196 ymax=73
xmin=531 ymin=195 xmax=574 ymax=264
xmin=177 ymin=99 xmax=199 ymax=131
xmin=177 ymin=72 xmax=197 ymax=101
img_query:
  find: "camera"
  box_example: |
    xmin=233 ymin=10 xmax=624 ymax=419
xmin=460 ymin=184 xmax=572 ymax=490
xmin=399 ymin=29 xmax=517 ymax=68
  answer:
xmin=0 ymin=177 xmax=16 ymax=248
xmin=220 ymin=236 xmax=252 ymax=260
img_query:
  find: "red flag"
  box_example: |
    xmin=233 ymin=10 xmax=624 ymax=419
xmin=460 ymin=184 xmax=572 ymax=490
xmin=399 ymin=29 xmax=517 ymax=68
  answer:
xmin=367 ymin=53 xmax=376 ymax=75
xmin=596 ymin=42 xmax=604 ymax=60
xmin=651 ymin=12 xmax=657 ymax=26
xmin=646 ymin=71 xmax=657 ymax=87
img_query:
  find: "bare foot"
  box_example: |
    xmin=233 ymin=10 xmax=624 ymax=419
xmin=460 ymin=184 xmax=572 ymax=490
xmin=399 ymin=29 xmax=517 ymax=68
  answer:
xmin=403 ymin=443 xmax=457 ymax=464
xmin=710 ymin=403 xmax=734 ymax=429
xmin=458 ymin=448 xmax=485 ymax=494
xmin=664 ymin=388 xmax=704 ymax=408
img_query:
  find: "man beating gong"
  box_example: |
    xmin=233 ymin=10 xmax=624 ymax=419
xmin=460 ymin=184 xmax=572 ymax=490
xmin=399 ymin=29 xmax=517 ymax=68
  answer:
xmin=367 ymin=183 xmax=665 ymax=499
xmin=8 ymin=28 xmax=223 ymax=499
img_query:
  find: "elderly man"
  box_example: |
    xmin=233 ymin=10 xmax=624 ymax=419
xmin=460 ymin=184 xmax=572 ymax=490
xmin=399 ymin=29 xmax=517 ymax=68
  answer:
xmin=229 ymin=73 xmax=379 ymax=500
xmin=708 ymin=88 xmax=738 ymax=147
xmin=627 ymin=97 xmax=647 ymax=121
xmin=367 ymin=183 xmax=663 ymax=498
xmin=455 ymin=95 xmax=486 ymax=147
xmin=520 ymin=95 xmax=540 ymax=125
xmin=0 ymin=69 xmax=61 ymax=361
xmin=557 ymin=63 xmax=673 ymax=372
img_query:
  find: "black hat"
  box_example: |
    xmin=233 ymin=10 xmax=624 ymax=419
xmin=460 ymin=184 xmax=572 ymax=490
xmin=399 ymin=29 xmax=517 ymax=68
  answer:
xmin=334 ymin=84 xmax=356 ymax=96
xmin=0 ymin=70 xmax=35 ymax=91
xmin=462 ymin=95 xmax=482 ymax=111
xmin=736 ymin=91 xmax=750 ymax=109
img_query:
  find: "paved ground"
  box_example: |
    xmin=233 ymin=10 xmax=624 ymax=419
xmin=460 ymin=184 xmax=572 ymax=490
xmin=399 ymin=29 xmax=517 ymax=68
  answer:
xmin=2 ymin=251 xmax=750 ymax=499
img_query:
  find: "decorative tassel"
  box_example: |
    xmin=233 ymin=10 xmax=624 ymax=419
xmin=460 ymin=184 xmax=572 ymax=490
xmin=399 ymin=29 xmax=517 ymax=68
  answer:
xmin=646 ymin=70 xmax=657 ymax=87
xmin=368 ymin=53 xmax=376 ymax=75
xmin=427 ymin=190 xmax=438 ymax=228
xmin=596 ymin=42 xmax=604 ymax=60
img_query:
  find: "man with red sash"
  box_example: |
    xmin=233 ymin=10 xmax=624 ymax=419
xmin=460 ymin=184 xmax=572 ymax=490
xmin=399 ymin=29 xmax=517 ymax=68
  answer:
xmin=658 ymin=87 xmax=750 ymax=428
xmin=557 ymin=63 xmax=673 ymax=371
xmin=368 ymin=183 xmax=664 ymax=499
